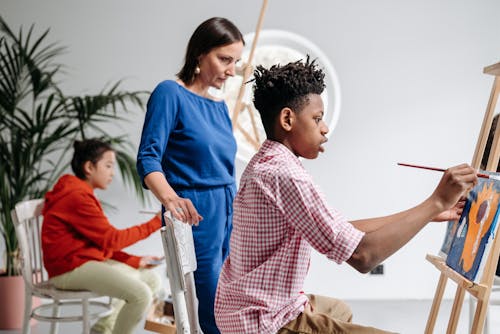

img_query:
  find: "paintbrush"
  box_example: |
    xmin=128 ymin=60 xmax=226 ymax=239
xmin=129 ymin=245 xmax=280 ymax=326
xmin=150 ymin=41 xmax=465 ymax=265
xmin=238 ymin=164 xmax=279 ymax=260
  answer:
xmin=139 ymin=210 xmax=158 ymax=214
xmin=397 ymin=162 xmax=500 ymax=180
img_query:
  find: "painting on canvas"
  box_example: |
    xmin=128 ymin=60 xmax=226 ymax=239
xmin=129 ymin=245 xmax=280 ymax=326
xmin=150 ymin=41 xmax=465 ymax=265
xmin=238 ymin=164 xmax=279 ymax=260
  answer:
xmin=446 ymin=172 xmax=500 ymax=282
xmin=439 ymin=220 xmax=459 ymax=258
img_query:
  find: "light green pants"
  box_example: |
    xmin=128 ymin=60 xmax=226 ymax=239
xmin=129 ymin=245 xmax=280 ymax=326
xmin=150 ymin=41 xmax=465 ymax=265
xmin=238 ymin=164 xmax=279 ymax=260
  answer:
xmin=50 ymin=259 xmax=161 ymax=334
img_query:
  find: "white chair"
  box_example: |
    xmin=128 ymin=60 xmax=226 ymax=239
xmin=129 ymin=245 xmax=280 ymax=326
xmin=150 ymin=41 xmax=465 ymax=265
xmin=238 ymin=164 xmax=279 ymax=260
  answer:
xmin=11 ymin=199 xmax=113 ymax=334
xmin=469 ymin=275 xmax=500 ymax=334
xmin=161 ymin=211 xmax=202 ymax=334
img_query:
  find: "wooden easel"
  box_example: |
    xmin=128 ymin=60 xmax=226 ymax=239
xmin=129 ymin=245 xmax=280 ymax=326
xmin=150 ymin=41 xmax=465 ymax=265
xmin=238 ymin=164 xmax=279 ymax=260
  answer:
xmin=231 ymin=0 xmax=268 ymax=151
xmin=425 ymin=61 xmax=500 ymax=334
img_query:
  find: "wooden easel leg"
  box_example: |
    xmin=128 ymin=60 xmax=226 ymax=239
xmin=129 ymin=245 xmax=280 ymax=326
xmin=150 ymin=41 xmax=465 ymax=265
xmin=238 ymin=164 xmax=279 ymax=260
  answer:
xmin=425 ymin=64 xmax=500 ymax=334
xmin=425 ymin=273 xmax=448 ymax=334
xmin=471 ymin=76 xmax=500 ymax=169
xmin=231 ymin=0 xmax=268 ymax=127
xmin=468 ymin=296 xmax=475 ymax=333
xmin=470 ymin=298 xmax=490 ymax=334
xmin=446 ymin=286 xmax=465 ymax=334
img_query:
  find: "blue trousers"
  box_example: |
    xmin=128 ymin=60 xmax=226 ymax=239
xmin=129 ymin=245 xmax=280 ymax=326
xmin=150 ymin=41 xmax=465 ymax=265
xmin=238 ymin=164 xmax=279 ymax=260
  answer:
xmin=176 ymin=184 xmax=234 ymax=334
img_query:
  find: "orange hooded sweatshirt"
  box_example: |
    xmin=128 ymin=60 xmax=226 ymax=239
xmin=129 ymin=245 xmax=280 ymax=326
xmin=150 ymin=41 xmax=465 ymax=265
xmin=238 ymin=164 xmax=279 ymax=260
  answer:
xmin=42 ymin=174 xmax=161 ymax=278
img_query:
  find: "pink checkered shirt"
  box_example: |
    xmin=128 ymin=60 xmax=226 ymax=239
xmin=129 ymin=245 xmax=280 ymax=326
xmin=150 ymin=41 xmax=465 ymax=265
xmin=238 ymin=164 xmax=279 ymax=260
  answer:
xmin=215 ymin=140 xmax=364 ymax=334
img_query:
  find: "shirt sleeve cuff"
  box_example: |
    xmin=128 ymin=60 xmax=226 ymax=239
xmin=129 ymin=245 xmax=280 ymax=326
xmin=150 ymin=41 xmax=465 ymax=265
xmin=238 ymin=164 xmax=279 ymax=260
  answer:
xmin=137 ymin=162 xmax=164 ymax=189
xmin=328 ymin=224 xmax=365 ymax=264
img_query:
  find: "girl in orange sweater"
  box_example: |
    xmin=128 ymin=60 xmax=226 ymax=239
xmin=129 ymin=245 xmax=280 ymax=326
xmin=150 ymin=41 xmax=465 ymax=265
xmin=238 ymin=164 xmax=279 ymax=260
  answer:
xmin=42 ymin=139 xmax=162 ymax=334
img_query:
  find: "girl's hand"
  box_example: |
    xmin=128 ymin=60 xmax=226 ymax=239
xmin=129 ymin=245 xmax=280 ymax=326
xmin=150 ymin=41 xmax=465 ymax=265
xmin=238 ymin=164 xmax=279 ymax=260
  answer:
xmin=139 ymin=255 xmax=165 ymax=268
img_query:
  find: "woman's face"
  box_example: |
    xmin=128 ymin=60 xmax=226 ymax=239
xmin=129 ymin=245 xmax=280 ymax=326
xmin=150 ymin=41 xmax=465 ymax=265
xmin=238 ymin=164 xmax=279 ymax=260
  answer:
xmin=196 ymin=41 xmax=244 ymax=89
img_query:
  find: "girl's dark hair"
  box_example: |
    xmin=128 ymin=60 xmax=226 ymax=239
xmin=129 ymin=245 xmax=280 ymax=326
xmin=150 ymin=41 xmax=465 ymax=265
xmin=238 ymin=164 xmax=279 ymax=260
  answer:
xmin=252 ymin=56 xmax=326 ymax=138
xmin=177 ymin=17 xmax=244 ymax=85
xmin=71 ymin=139 xmax=114 ymax=179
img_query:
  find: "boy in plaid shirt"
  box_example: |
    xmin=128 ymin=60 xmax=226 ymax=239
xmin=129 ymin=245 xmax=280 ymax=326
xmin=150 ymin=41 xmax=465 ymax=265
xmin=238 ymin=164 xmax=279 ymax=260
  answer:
xmin=215 ymin=57 xmax=476 ymax=334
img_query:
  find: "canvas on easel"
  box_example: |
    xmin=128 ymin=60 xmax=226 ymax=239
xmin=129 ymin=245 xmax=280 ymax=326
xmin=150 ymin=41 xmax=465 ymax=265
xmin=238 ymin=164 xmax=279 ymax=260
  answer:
xmin=445 ymin=172 xmax=500 ymax=283
xmin=425 ymin=60 xmax=500 ymax=334
xmin=440 ymin=220 xmax=459 ymax=258
xmin=439 ymin=179 xmax=500 ymax=263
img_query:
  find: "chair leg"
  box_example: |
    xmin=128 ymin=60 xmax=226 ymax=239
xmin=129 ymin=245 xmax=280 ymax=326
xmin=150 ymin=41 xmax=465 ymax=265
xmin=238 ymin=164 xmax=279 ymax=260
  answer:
xmin=185 ymin=273 xmax=202 ymax=333
xmin=83 ymin=299 xmax=90 ymax=334
xmin=22 ymin=289 xmax=32 ymax=334
xmin=50 ymin=300 xmax=61 ymax=334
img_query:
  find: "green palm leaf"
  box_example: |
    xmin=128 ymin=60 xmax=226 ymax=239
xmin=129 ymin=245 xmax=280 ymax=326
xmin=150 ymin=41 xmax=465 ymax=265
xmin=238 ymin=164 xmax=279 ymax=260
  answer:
xmin=0 ymin=16 xmax=149 ymax=276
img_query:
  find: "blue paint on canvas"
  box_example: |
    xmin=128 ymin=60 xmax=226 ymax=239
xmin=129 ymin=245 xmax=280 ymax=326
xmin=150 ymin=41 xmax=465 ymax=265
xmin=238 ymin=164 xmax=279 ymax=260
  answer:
xmin=445 ymin=172 xmax=500 ymax=282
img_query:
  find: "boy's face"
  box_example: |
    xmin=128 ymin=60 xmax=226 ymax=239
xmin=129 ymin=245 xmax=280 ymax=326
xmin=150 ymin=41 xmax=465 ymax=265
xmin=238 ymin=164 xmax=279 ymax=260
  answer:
xmin=287 ymin=94 xmax=329 ymax=159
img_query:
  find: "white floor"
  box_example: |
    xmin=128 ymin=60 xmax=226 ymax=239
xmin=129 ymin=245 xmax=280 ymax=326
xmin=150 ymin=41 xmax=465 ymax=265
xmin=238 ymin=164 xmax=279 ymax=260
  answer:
xmin=348 ymin=298 xmax=500 ymax=334
xmin=1 ymin=298 xmax=499 ymax=334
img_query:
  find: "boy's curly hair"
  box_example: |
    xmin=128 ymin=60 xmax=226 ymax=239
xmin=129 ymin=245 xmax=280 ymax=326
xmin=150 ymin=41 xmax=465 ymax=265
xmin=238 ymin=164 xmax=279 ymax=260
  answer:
xmin=252 ymin=56 xmax=325 ymax=138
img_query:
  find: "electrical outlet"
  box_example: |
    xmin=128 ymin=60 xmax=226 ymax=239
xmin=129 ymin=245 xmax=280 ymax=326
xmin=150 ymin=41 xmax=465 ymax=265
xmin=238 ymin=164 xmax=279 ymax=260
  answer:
xmin=370 ymin=264 xmax=384 ymax=275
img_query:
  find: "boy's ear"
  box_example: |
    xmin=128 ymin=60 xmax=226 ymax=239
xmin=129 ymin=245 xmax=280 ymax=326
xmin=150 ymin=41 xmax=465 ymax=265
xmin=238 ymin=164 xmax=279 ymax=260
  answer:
xmin=279 ymin=107 xmax=294 ymax=132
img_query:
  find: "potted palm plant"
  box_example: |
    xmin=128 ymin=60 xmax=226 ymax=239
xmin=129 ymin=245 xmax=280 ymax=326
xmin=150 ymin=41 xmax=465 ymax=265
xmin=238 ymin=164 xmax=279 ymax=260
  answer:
xmin=0 ymin=16 xmax=148 ymax=328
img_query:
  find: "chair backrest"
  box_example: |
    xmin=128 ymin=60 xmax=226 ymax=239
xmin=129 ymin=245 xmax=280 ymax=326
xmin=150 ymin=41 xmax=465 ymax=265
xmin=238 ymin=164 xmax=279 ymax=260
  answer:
xmin=161 ymin=211 xmax=201 ymax=334
xmin=11 ymin=199 xmax=46 ymax=290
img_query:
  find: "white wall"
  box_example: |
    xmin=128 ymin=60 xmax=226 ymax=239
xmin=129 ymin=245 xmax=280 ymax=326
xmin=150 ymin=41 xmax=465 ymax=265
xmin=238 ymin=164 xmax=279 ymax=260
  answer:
xmin=3 ymin=0 xmax=500 ymax=300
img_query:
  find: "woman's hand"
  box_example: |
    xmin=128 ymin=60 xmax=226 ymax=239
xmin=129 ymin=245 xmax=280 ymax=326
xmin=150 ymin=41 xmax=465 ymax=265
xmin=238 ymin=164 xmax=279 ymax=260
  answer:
xmin=144 ymin=172 xmax=203 ymax=225
xmin=165 ymin=195 xmax=203 ymax=226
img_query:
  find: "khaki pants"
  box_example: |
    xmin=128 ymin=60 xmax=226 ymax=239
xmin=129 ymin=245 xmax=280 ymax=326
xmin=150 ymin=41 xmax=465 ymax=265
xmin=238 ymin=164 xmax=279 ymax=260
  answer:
xmin=50 ymin=259 xmax=161 ymax=334
xmin=278 ymin=294 xmax=397 ymax=334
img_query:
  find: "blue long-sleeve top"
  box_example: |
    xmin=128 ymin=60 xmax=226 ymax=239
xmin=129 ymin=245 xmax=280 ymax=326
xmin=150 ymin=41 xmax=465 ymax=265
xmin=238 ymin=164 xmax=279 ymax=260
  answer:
xmin=137 ymin=80 xmax=237 ymax=190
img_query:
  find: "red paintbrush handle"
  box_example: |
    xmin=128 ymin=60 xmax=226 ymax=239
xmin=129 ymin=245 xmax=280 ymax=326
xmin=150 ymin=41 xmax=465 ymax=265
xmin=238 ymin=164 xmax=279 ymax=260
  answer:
xmin=397 ymin=162 xmax=490 ymax=179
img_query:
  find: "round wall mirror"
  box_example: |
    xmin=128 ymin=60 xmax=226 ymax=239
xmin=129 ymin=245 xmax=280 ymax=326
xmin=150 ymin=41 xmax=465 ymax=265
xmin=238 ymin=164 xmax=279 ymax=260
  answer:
xmin=222 ymin=29 xmax=341 ymax=163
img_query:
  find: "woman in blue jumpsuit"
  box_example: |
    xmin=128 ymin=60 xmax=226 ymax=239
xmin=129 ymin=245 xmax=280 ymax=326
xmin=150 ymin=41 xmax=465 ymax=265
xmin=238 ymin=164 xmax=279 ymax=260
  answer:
xmin=136 ymin=17 xmax=244 ymax=334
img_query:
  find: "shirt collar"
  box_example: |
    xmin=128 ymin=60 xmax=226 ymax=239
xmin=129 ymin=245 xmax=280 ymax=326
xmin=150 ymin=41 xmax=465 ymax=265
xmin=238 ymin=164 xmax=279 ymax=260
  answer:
xmin=260 ymin=139 xmax=301 ymax=165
